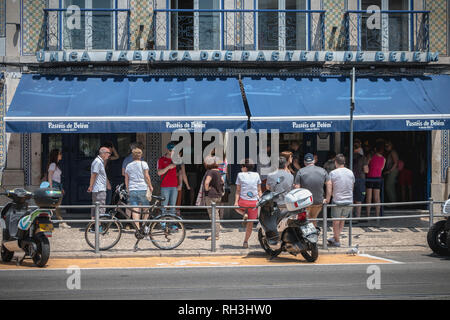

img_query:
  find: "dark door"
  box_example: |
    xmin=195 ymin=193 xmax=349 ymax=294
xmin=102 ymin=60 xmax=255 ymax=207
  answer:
xmin=42 ymin=133 xmax=136 ymax=210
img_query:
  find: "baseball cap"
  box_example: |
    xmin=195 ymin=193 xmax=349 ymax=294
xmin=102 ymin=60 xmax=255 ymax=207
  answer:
xmin=167 ymin=142 xmax=176 ymax=150
xmin=304 ymin=153 xmax=314 ymax=164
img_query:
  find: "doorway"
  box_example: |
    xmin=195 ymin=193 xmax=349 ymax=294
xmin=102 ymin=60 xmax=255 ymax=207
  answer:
xmin=42 ymin=133 xmax=136 ymax=209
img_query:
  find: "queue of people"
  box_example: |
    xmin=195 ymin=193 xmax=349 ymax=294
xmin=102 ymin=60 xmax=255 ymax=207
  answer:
xmin=46 ymin=137 xmax=409 ymax=249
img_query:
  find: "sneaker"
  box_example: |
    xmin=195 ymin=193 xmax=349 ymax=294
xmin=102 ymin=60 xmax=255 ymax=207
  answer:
xmin=60 ymin=222 xmax=71 ymax=229
xmin=330 ymin=241 xmax=341 ymax=247
xmin=144 ymin=225 xmax=150 ymax=235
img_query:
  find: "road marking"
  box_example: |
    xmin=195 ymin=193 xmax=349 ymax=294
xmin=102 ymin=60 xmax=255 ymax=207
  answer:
xmin=0 ymin=254 xmax=400 ymax=271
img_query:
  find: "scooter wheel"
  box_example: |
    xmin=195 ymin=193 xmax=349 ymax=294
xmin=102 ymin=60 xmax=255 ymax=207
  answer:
xmin=258 ymin=229 xmax=281 ymax=257
xmin=427 ymin=220 xmax=450 ymax=256
xmin=301 ymin=243 xmax=319 ymax=262
xmin=32 ymin=234 xmax=50 ymax=267
xmin=1 ymin=244 xmax=14 ymax=262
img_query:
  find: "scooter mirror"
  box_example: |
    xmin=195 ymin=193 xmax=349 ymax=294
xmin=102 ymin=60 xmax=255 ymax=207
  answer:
xmin=40 ymin=181 xmax=50 ymax=188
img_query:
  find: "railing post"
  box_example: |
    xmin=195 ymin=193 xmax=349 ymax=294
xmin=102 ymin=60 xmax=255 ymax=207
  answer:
xmin=429 ymin=197 xmax=434 ymax=228
xmin=211 ymin=202 xmax=216 ymax=252
xmin=95 ymin=201 xmax=100 ymax=254
xmin=348 ymin=205 xmax=352 ymax=248
xmin=323 ymin=203 xmax=328 ymax=250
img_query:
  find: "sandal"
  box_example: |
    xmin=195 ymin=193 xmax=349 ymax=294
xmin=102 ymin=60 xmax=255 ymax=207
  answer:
xmin=206 ymin=236 xmax=220 ymax=241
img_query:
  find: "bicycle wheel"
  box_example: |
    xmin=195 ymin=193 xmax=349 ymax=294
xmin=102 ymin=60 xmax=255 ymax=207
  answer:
xmin=85 ymin=217 xmax=122 ymax=251
xmin=149 ymin=214 xmax=186 ymax=250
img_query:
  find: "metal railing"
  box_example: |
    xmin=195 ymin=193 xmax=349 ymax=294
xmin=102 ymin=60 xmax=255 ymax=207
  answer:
xmin=152 ymin=9 xmax=326 ymax=51
xmin=43 ymin=8 xmax=131 ymax=51
xmin=44 ymin=198 xmax=446 ymax=254
xmin=344 ymin=10 xmax=430 ymax=52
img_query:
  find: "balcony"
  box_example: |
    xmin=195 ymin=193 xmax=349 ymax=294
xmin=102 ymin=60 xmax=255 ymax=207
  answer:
xmin=152 ymin=9 xmax=325 ymax=51
xmin=43 ymin=8 xmax=131 ymax=51
xmin=344 ymin=10 xmax=430 ymax=52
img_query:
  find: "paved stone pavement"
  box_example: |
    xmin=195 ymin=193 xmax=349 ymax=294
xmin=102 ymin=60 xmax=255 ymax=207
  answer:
xmin=35 ymin=212 xmax=438 ymax=259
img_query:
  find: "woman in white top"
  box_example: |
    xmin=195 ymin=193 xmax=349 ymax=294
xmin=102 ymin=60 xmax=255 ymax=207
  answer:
xmin=234 ymin=159 xmax=262 ymax=249
xmin=47 ymin=149 xmax=70 ymax=228
xmin=125 ymin=147 xmax=153 ymax=230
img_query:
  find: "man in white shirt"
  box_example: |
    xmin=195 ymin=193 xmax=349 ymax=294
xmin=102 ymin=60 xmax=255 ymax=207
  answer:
xmin=328 ymin=154 xmax=355 ymax=247
xmin=88 ymin=147 xmax=111 ymax=218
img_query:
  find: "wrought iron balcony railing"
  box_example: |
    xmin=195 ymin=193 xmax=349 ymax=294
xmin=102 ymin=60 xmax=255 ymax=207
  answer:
xmin=344 ymin=10 xmax=430 ymax=52
xmin=43 ymin=8 xmax=131 ymax=51
xmin=152 ymin=9 xmax=325 ymax=51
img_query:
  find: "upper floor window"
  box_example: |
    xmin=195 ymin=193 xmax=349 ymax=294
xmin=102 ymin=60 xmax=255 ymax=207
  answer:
xmin=258 ymin=0 xmax=307 ymax=50
xmin=170 ymin=0 xmax=221 ymax=50
xmin=360 ymin=0 xmax=409 ymax=51
xmin=63 ymin=0 xmax=114 ymax=50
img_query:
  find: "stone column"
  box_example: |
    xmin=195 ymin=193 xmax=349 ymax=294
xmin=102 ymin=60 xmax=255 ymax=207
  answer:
xmin=431 ymin=130 xmax=446 ymax=213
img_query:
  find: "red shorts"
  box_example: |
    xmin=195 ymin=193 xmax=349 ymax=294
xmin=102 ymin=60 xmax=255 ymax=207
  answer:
xmin=238 ymin=199 xmax=258 ymax=220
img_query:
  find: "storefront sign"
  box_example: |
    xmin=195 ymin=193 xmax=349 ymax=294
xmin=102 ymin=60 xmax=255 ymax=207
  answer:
xmin=47 ymin=121 xmax=90 ymax=132
xmin=36 ymin=50 xmax=439 ymax=63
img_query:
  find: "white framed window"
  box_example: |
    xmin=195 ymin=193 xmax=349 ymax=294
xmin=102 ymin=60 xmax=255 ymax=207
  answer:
xmin=62 ymin=0 xmax=114 ymax=50
xmin=257 ymin=0 xmax=307 ymax=50
xmin=170 ymin=0 xmax=221 ymax=50
xmin=360 ymin=0 xmax=410 ymax=51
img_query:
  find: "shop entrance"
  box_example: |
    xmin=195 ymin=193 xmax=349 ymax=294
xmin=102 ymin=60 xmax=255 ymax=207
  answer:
xmin=341 ymin=131 xmax=430 ymax=202
xmin=42 ymin=133 xmax=136 ymax=209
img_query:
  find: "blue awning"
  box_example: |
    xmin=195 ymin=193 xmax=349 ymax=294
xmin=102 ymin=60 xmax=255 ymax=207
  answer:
xmin=243 ymin=75 xmax=450 ymax=132
xmin=5 ymin=74 xmax=248 ymax=133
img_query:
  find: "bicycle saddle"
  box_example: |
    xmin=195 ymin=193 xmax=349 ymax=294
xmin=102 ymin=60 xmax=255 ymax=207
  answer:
xmin=152 ymin=195 xmax=166 ymax=201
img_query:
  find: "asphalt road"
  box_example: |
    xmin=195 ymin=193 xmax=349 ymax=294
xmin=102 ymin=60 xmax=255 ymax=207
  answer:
xmin=0 ymin=251 xmax=448 ymax=300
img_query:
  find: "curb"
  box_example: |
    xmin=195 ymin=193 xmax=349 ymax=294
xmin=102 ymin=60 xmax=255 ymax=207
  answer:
xmin=47 ymin=247 xmax=431 ymax=260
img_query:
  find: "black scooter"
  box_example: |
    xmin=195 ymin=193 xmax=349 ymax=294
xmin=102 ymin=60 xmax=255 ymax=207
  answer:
xmin=427 ymin=197 xmax=450 ymax=256
xmin=256 ymin=188 xmax=319 ymax=262
xmin=1 ymin=186 xmax=62 ymax=267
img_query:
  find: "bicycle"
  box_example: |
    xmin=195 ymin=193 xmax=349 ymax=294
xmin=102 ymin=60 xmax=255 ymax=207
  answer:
xmin=84 ymin=184 xmax=186 ymax=251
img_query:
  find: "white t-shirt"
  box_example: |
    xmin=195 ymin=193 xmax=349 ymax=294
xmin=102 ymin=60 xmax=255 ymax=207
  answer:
xmin=91 ymin=156 xmax=107 ymax=192
xmin=329 ymin=167 xmax=355 ymax=204
xmin=125 ymin=160 xmax=150 ymax=191
xmin=48 ymin=163 xmax=62 ymax=183
xmin=236 ymin=171 xmax=261 ymax=201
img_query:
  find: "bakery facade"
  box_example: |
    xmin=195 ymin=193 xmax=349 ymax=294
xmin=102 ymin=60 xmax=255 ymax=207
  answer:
xmin=0 ymin=0 xmax=450 ymax=211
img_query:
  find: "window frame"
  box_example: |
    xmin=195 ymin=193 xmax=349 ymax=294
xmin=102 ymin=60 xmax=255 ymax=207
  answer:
xmin=61 ymin=0 xmax=116 ymax=51
xmin=169 ymin=0 xmax=223 ymax=51
xmin=359 ymin=0 xmax=411 ymax=51
xmin=256 ymin=0 xmax=309 ymax=51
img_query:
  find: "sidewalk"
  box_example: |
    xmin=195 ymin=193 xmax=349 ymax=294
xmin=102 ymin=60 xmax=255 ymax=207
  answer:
xmin=43 ymin=213 xmax=436 ymax=259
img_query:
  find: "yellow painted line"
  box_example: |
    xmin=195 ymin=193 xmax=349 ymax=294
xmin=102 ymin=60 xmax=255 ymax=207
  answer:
xmin=0 ymin=254 xmax=397 ymax=270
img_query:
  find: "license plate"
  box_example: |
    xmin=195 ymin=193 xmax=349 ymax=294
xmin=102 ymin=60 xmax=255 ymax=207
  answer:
xmin=300 ymin=223 xmax=316 ymax=236
xmin=38 ymin=224 xmax=54 ymax=233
